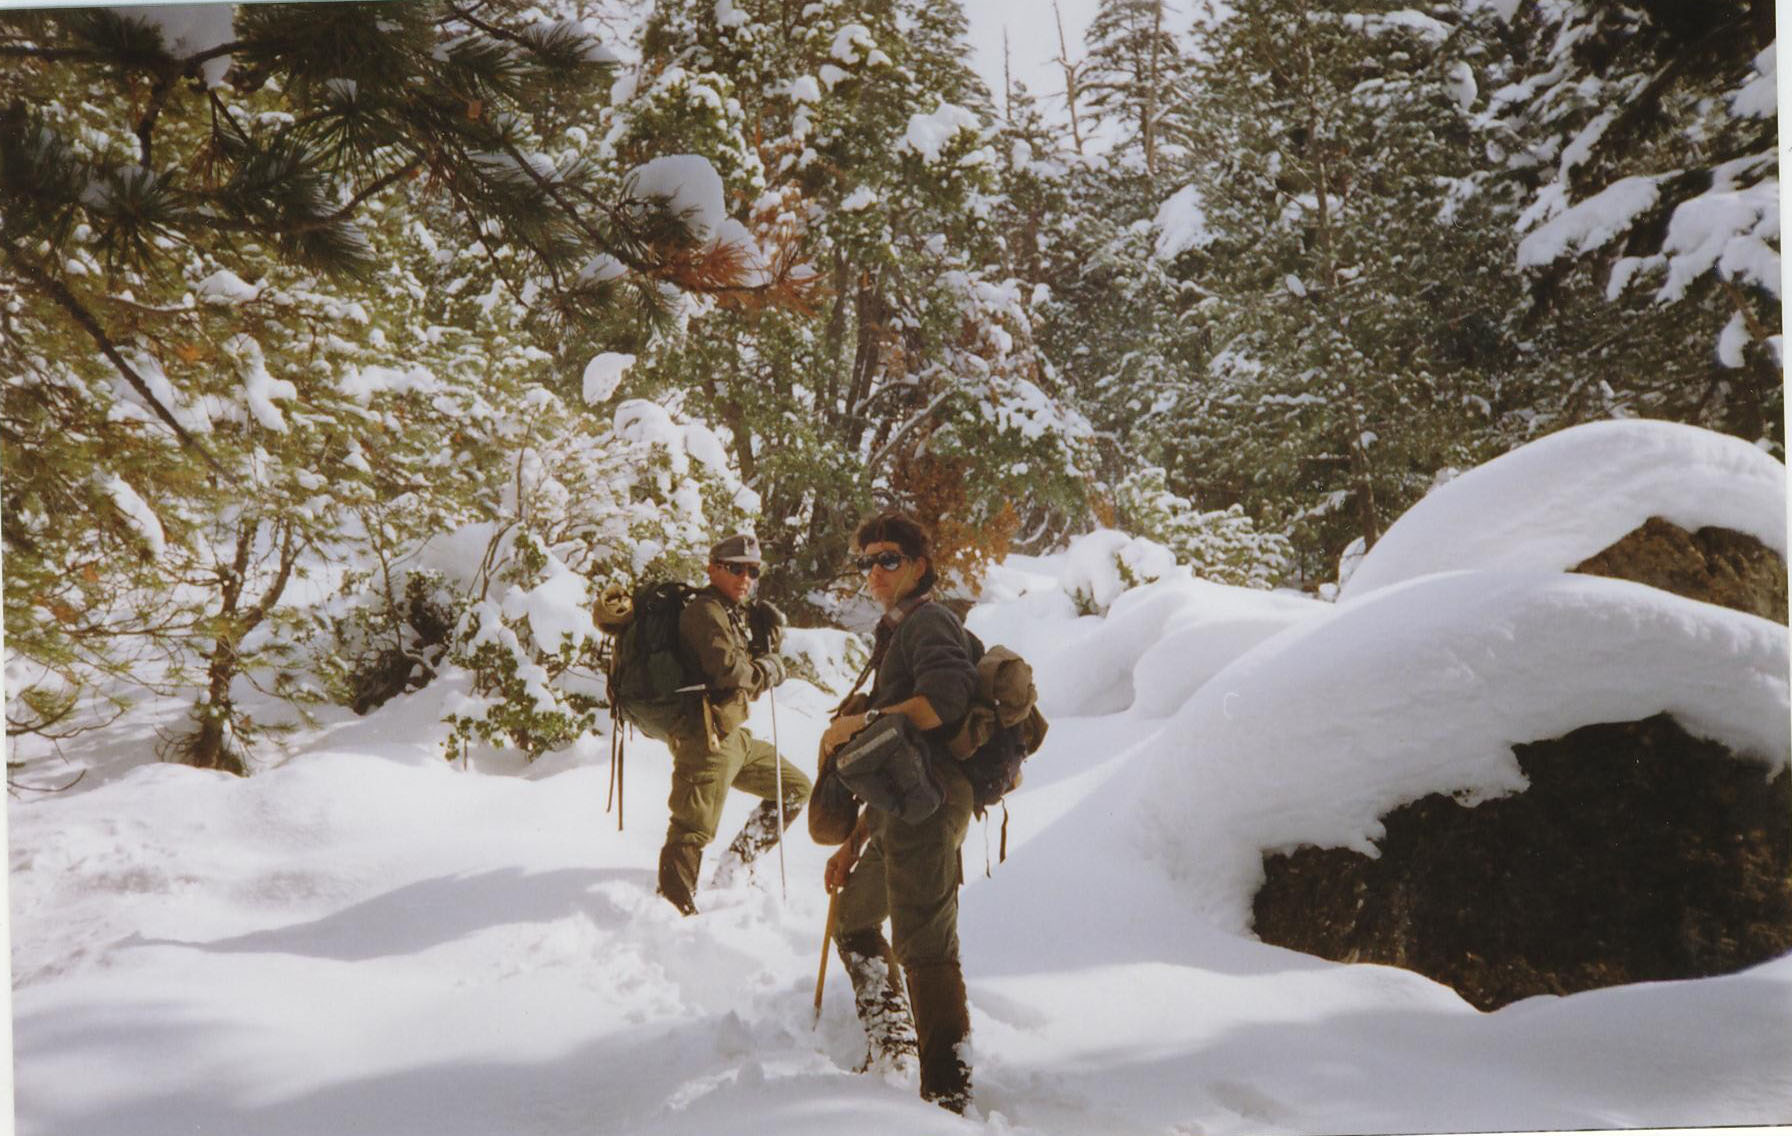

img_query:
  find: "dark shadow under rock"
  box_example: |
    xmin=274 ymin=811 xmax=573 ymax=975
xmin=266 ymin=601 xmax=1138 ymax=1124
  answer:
xmin=1252 ymin=714 xmax=1792 ymax=1011
xmin=1573 ymin=516 xmax=1787 ymax=624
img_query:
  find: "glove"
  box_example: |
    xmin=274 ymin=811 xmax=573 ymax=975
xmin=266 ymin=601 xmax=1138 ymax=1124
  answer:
xmin=753 ymin=655 xmax=787 ymax=690
xmin=748 ymin=600 xmax=787 ymax=656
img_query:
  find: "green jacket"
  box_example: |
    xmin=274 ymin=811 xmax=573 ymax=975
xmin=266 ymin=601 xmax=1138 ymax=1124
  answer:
xmin=678 ymin=586 xmax=773 ymax=738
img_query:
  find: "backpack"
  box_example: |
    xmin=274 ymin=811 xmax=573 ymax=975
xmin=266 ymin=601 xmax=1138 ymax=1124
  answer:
xmin=950 ymin=630 xmax=1049 ymax=821
xmin=600 ymin=581 xmax=699 ymax=742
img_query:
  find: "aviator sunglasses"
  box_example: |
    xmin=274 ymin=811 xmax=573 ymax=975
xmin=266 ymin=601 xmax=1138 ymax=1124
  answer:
xmin=715 ymin=562 xmax=761 ymax=579
xmin=854 ymin=551 xmax=909 ymax=573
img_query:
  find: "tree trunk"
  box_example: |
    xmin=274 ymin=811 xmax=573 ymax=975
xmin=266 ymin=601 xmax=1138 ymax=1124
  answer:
xmin=1143 ymin=0 xmax=1162 ymax=182
xmin=843 ymin=270 xmax=884 ymax=453
xmin=187 ymin=650 xmax=247 ymax=776
xmin=178 ymin=518 xmax=299 ymax=777
xmin=1347 ymin=414 xmax=1380 ymax=552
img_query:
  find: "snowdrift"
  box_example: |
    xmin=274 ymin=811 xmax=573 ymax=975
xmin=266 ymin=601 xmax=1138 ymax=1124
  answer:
xmin=970 ymin=547 xmax=1325 ymax=720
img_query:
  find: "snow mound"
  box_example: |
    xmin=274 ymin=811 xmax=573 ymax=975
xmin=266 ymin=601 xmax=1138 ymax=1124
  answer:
xmin=1138 ymin=570 xmax=1790 ymax=931
xmin=1059 ymin=528 xmax=1180 ymax=612
xmin=1341 ymin=419 xmax=1787 ymax=599
xmin=194 ymin=269 xmax=261 ymax=305
xmin=969 ymin=558 xmax=1327 ymax=721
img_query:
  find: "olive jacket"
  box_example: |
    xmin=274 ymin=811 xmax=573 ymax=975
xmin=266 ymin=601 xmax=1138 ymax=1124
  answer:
xmin=678 ymin=585 xmax=775 ymax=740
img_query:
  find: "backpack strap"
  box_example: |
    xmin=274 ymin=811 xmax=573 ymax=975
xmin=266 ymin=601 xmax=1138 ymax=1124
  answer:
xmin=832 ymin=592 xmax=934 ymax=717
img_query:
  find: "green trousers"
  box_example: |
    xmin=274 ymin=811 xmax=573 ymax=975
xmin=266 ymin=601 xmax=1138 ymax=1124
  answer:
xmin=665 ymin=724 xmax=812 ymax=848
xmin=835 ymin=760 xmax=973 ymax=969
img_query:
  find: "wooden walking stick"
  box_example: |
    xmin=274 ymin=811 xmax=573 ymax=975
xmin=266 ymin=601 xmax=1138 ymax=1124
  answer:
xmin=813 ymin=888 xmax=839 ymax=1028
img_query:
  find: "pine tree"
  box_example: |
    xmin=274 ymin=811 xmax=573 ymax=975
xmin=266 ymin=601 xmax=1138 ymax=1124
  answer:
xmin=0 ymin=2 xmax=784 ymax=771
xmin=1491 ymin=0 xmax=1781 ymax=448
xmin=1143 ymin=0 xmax=1533 ymax=576
xmin=600 ymin=0 xmax=1097 ymax=604
xmin=1081 ymin=0 xmax=1191 ymax=184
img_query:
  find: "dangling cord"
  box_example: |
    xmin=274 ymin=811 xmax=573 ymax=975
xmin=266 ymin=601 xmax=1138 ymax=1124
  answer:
xmin=999 ymin=801 xmax=1011 ymax=865
xmin=606 ymin=709 xmax=619 ymax=817
xmin=982 ymin=813 xmax=993 ymax=878
xmin=617 ymin=723 xmax=631 ymax=832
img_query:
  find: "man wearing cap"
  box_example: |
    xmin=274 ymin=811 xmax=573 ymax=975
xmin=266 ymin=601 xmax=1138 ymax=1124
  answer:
xmin=656 ymin=533 xmax=812 ymax=916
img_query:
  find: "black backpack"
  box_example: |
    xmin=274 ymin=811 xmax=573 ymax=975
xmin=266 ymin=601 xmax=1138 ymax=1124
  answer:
xmin=605 ymin=581 xmax=699 ymax=742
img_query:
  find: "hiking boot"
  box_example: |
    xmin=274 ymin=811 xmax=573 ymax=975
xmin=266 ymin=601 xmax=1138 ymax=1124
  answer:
xmin=907 ymin=959 xmax=972 ymax=1113
xmin=656 ymin=842 xmax=702 ymax=916
xmin=837 ymin=929 xmax=918 ymax=1077
xmin=711 ymin=797 xmax=805 ymax=888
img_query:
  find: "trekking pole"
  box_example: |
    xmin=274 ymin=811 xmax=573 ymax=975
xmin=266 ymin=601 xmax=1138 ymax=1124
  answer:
xmin=770 ymin=685 xmax=788 ymax=901
xmin=813 ymin=887 xmax=839 ymax=1028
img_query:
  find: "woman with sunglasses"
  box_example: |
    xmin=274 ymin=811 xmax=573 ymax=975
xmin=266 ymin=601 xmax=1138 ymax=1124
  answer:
xmin=814 ymin=511 xmax=980 ymax=1114
xmin=655 ymin=533 xmax=811 ymax=916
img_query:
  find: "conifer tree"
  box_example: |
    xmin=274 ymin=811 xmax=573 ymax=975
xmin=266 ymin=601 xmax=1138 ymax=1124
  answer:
xmin=1081 ymin=0 xmax=1191 ymax=184
xmin=1492 ymin=0 xmax=1781 ymax=447
xmin=601 ymin=0 xmax=1096 ymax=603
xmin=1148 ymin=0 xmax=1530 ymax=575
xmin=0 ymin=2 xmax=780 ymax=770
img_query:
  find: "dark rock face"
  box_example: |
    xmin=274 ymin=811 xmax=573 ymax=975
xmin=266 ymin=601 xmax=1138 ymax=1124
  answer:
xmin=1252 ymin=715 xmax=1792 ymax=1011
xmin=1573 ymin=517 xmax=1787 ymax=624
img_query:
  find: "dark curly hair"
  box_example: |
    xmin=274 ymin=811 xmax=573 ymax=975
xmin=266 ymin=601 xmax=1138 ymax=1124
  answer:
xmin=853 ymin=510 xmax=937 ymax=595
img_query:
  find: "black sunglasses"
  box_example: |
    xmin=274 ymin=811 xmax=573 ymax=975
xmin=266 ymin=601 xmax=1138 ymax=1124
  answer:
xmin=715 ymin=562 xmax=761 ymax=579
xmin=854 ymin=551 xmax=909 ymax=573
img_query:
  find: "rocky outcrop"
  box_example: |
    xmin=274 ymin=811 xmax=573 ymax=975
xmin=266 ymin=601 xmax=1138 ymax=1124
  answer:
xmin=1251 ymin=517 xmax=1790 ymax=1010
xmin=1572 ymin=516 xmax=1786 ymax=624
xmin=1252 ymin=715 xmax=1792 ymax=1011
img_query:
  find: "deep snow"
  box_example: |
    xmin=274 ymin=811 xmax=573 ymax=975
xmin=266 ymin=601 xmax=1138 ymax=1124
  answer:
xmin=9 ymin=569 xmax=1790 ymax=1135
xmin=8 ymin=422 xmax=1791 ymax=1136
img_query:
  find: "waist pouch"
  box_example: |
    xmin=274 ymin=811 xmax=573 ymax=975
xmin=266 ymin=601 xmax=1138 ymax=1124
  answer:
xmin=832 ymin=713 xmax=943 ymax=824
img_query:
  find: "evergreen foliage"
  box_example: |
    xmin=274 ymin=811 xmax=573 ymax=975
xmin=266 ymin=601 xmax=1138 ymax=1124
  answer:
xmin=1 ymin=0 xmax=1777 ymax=773
xmin=599 ymin=0 xmax=1097 ymax=607
xmin=1493 ymin=0 xmax=1781 ymax=445
xmin=1 ymin=1 xmax=767 ymax=770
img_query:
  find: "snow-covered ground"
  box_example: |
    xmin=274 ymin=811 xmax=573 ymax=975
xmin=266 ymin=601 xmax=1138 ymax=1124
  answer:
xmin=8 ymin=421 xmax=1791 ymax=1135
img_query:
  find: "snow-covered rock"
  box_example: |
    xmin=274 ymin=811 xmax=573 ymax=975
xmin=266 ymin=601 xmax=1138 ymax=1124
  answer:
xmin=1574 ymin=514 xmax=1786 ymax=623
xmin=1341 ymin=420 xmax=1787 ymax=600
xmin=1139 ymin=570 xmax=1789 ymax=932
xmin=1254 ymin=710 xmax=1791 ymax=1010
